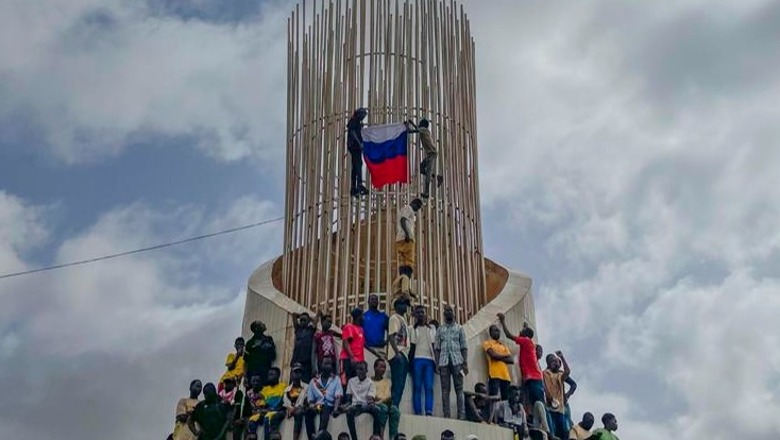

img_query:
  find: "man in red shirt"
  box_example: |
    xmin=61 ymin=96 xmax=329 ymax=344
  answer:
xmin=497 ymin=313 xmax=544 ymax=405
xmin=340 ymin=308 xmax=366 ymax=385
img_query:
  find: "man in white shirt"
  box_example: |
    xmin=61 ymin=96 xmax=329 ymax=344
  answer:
xmin=409 ymin=304 xmax=437 ymax=416
xmin=394 ymin=198 xmax=423 ymax=301
xmin=345 ymin=361 xmax=381 ymax=440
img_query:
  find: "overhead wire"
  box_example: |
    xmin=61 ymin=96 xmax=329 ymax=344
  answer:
xmin=0 ymin=216 xmax=284 ymax=280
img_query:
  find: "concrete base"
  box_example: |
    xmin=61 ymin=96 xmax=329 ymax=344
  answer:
xmin=242 ymin=257 xmax=535 ymax=438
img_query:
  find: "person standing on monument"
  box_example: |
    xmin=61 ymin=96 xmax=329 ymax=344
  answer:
xmin=363 ymin=293 xmax=389 ymax=352
xmin=435 ymin=304 xmax=468 ymax=419
xmin=244 ymin=321 xmax=276 ymax=387
xmin=543 ymin=351 xmax=571 ymax=439
xmin=387 ymin=299 xmax=411 ymax=407
xmin=291 ymin=311 xmax=318 ymax=383
xmin=405 ymin=119 xmax=443 ymax=199
xmin=409 ymin=304 xmax=437 ymax=416
xmin=483 ymin=324 xmax=514 ymax=402
xmin=314 ymin=312 xmax=341 ymax=374
xmin=394 ymin=198 xmax=423 ymax=300
xmin=496 ymin=313 xmax=545 ymax=406
xmin=347 ymin=108 xmax=369 ymax=197
xmin=340 ymin=308 xmax=367 ymax=386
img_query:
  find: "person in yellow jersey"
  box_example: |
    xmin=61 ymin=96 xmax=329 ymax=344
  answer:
xmin=483 ymin=324 xmax=514 ymax=402
xmin=219 ymin=337 xmax=245 ymax=391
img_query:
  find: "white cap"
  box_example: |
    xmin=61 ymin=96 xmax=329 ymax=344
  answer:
xmin=465 ymin=436 xmax=479 ymax=440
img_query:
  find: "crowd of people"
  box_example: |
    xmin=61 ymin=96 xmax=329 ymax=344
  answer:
xmin=168 ymin=297 xmax=620 ymax=440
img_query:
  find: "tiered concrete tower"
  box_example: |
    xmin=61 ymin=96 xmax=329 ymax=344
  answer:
xmin=243 ymin=1 xmax=536 ymax=438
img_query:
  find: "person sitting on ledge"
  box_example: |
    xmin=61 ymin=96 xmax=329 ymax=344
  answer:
xmin=283 ymin=363 xmax=308 ymax=440
xmin=305 ymin=358 xmax=343 ymax=438
xmin=372 ymin=358 xmax=400 ymax=439
xmin=345 ymin=361 xmax=381 ymax=440
xmin=219 ymin=337 xmax=245 ymax=392
xmin=465 ymin=382 xmax=500 ymax=424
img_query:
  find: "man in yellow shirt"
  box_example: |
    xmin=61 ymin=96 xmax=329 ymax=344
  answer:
xmin=482 ymin=324 xmax=514 ymax=401
xmin=371 ymin=358 xmax=400 ymax=439
xmin=219 ymin=337 xmax=245 ymax=391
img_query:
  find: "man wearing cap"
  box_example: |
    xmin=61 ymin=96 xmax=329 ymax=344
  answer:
xmin=284 ymin=363 xmax=309 ymax=440
xmin=405 ymin=118 xmax=443 ymax=199
xmin=347 ymin=108 xmax=369 ymax=197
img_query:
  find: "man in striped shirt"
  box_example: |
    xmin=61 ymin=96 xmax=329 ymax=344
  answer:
xmin=434 ymin=304 xmax=468 ymax=419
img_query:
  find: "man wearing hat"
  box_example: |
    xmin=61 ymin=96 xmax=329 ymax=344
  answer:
xmin=283 ymin=362 xmax=309 ymax=440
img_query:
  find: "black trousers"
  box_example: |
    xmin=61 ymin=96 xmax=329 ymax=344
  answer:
xmin=350 ymin=149 xmax=363 ymax=191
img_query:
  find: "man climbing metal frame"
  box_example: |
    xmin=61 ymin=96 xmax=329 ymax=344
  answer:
xmin=393 ymin=198 xmax=424 ymax=302
xmin=347 ymin=108 xmax=370 ymax=197
xmin=405 ymin=118 xmax=443 ymax=199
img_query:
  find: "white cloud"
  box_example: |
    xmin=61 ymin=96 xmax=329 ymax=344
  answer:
xmin=0 ymin=0 xmax=292 ymax=164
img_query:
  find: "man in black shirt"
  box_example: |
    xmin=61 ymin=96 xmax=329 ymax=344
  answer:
xmin=347 ymin=108 xmax=369 ymax=197
xmin=244 ymin=320 xmax=276 ymax=387
xmin=188 ymin=383 xmax=233 ymax=440
xmin=291 ymin=312 xmax=317 ymax=382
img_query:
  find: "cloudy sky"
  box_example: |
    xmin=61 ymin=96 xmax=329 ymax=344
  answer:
xmin=1 ymin=0 xmax=778 ymax=439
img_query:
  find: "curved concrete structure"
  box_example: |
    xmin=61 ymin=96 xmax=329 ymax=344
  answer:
xmin=242 ymin=257 xmax=535 ymax=438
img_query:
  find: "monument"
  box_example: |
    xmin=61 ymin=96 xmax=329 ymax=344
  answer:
xmin=242 ymin=0 xmax=536 ymax=437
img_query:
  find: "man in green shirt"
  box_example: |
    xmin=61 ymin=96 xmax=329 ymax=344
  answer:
xmin=588 ymin=413 xmax=620 ymax=440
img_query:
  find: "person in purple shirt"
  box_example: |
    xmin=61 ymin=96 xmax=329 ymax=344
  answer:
xmin=362 ymin=294 xmax=389 ymax=350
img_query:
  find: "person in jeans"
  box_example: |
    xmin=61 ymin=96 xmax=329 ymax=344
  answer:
xmin=305 ymin=358 xmax=343 ymax=438
xmin=435 ymin=304 xmax=468 ymax=419
xmin=372 ymin=358 xmax=400 ymax=439
xmin=345 ymin=361 xmax=381 ymax=440
xmin=496 ymin=313 xmax=544 ymax=407
xmin=409 ymin=304 xmax=437 ymax=415
xmin=387 ymin=299 xmax=410 ymax=407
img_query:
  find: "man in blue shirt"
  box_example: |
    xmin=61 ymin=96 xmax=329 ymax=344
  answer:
xmin=363 ymin=294 xmax=389 ymax=350
xmin=305 ymin=358 xmax=343 ymax=437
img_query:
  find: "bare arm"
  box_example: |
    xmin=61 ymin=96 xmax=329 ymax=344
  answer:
xmin=496 ymin=313 xmax=515 ymax=340
xmin=564 ymin=376 xmax=577 ymax=401
xmin=557 ymin=350 xmax=571 ymax=380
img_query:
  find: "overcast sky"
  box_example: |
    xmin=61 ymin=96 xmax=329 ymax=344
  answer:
xmin=1 ymin=0 xmax=779 ymax=439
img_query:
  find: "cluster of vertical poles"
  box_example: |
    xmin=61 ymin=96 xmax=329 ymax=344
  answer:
xmin=282 ymin=0 xmax=485 ymax=325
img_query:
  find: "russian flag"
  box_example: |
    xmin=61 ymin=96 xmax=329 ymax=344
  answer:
xmin=361 ymin=123 xmax=409 ymax=189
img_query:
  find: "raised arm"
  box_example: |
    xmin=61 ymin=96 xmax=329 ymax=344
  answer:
xmin=496 ymin=313 xmax=515 ymax=340
xmin=556 ymin=350 xmax=571 ymax=380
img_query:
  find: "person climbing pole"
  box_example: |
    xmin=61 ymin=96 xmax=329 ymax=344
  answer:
xmin=394 ymin=198 xmax=423 ymax=301
xmin=405 ymin=118 xmax=443 ymax=199
xmin=347 ymin=108 xmax=370 ymax=197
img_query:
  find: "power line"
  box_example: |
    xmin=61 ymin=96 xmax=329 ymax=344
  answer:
xmin=0 ymin=216 xmax=284 ymax=280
